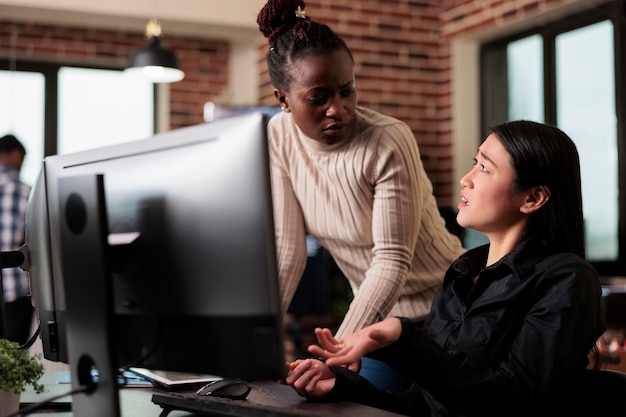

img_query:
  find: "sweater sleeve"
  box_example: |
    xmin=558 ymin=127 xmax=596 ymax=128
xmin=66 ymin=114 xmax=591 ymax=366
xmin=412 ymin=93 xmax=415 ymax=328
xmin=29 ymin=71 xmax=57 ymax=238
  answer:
xmin=268 ymin=118 xmax=308 ymax=315
xmin=336 ymin=121 xmax=425 ymax=337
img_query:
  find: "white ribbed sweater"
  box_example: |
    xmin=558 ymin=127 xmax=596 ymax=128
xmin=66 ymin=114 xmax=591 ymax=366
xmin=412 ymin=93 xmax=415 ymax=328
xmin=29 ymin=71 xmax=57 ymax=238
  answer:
xmin=268 ymin=106 xmax=465 ymax=338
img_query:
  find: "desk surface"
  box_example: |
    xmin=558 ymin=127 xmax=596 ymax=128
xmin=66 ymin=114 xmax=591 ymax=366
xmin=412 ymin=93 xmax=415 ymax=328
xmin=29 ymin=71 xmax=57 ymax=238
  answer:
xmin=20 ymin=372 xmax=193 ymax=417
xmin=154 ymin=380 xmax=405 ymax=417
xmin=23 ymin=372 xmax=404 ymax=417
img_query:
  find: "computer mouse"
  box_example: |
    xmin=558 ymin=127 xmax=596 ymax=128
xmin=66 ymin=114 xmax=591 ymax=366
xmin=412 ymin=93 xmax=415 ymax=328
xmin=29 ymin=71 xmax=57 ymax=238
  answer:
xmin=195 ymin=378 xmax=252 ymax=400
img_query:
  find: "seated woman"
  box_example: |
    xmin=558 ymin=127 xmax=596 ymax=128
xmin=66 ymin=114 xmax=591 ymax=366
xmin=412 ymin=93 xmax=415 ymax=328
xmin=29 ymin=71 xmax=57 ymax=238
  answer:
xmin=285 ymin=120 xmax=607 ymax=417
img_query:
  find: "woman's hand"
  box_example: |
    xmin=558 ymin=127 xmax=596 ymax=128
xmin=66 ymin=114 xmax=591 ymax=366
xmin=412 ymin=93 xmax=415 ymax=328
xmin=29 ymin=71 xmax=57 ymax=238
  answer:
xmin=286 ymin=359 xmax=336 ymax=399
xmin=308 ymin=317 xmax=403 ymax=370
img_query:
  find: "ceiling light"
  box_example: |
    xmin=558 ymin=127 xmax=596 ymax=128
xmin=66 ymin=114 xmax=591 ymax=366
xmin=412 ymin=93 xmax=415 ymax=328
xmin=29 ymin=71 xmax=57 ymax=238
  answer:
xmin=125 ymin=19 xmax=184 ymax=84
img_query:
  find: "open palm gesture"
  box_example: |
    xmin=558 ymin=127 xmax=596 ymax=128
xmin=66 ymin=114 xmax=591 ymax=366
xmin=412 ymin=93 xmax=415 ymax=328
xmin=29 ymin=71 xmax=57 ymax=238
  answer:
xmin=307 ymin=317 xmax=403 ymax=372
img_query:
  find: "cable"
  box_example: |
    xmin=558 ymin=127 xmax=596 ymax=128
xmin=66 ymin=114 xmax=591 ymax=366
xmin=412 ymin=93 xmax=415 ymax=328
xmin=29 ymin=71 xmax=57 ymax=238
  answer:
xmin=19 ymin=319 xmax=40 ymax=350
xmin=119 ymin=317 xmax=164 ymax=370
xmin=6 ymin=385 xmax=92 ymax=417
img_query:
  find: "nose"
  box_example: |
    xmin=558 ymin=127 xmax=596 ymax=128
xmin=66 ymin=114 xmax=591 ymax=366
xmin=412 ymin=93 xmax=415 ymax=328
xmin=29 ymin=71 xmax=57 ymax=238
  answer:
xmin=459 ymin=169 xmax=473 ymax=189
xmin=326 ymin=96 xmax=348 ymax=118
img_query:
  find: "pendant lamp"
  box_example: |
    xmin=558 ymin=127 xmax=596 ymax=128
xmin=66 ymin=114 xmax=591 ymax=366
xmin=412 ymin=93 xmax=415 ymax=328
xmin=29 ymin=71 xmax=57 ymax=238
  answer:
xmin=125 ymin=19 xmax=184 ymax=83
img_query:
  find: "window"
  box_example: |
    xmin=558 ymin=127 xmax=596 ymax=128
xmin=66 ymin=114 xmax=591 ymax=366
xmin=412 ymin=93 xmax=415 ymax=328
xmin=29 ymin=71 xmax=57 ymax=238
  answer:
xmin=481 ymin=1 xmax=624 ymax=275
xmin=0 ymin=62 xmax=155 ymax=187
xmin=0 ymin=70 xmax=45 ymax=187
xmin=58 ymin=67 xmax=154 ymax=155
xmin=555 ymin=21 xmax=617 ymax=261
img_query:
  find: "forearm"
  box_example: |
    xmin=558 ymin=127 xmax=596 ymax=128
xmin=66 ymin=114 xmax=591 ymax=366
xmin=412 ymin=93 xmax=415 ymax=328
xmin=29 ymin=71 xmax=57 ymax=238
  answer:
xmin=327 ymin=366 xmax=428 ymax=415
xmin=367 ymin=318 xmax=502 ymax=416
xmin=335 ymin=259 xmax=409 ymax=338
xmin=335 ymin=127 xmax=423 ymax=338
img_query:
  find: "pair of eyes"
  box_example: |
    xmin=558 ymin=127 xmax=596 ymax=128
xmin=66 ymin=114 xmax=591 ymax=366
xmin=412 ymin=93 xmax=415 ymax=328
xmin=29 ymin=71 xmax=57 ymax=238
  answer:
xmin=306 ymin=88 xmax=355 ymax=106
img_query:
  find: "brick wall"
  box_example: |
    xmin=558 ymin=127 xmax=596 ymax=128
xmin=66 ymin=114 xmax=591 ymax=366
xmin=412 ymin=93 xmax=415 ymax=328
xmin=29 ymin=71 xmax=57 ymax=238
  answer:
xmin=258 ymin=1 xmax=454 ymax=197
xmin=257 ymin=0 xmax=572 ymax=203
xmin=0 ymin=20 xmax=230 ymax=130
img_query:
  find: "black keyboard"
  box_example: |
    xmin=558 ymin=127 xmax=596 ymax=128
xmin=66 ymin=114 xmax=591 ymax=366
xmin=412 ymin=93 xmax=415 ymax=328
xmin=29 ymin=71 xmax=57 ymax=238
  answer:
xmin=152 ymin=380 xmax=330 ymax=416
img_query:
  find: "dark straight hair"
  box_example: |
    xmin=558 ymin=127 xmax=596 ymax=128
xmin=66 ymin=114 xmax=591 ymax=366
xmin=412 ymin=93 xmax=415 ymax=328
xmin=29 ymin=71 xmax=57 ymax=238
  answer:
xmin=0 ymin=134 xmax=26 ymax=156
xmin=491 ymin=120 xmax=585 ymax=258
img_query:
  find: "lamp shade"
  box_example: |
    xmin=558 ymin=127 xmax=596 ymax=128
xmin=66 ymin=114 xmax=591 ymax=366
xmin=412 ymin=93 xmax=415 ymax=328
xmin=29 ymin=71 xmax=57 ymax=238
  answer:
xmin=125 ymin=36 xmax=185 ymax=83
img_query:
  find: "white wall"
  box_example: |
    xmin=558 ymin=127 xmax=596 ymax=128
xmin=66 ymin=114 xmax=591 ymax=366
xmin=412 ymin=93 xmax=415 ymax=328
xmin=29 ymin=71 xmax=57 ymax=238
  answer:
xmin=0 ymin=0 xmax=266 ymax=39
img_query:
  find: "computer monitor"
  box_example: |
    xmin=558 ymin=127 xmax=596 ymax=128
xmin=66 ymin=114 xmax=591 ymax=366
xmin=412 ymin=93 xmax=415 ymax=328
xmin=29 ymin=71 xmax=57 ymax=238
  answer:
xmin=25 ymin=112 xmax=285 ymax=416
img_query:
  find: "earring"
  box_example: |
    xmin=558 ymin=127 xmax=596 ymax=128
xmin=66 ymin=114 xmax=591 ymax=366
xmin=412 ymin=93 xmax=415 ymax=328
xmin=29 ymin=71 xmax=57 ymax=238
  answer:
xmin=281 ymin=105 xmax=291 ymax=113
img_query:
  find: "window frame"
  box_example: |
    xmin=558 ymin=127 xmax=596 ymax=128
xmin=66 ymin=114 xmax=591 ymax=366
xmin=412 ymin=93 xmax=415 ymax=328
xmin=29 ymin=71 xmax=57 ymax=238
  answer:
xmin=480 ymin=0 xmax=626 ymax=276
xmin=0 ymin=60 xmax=157 ymax=158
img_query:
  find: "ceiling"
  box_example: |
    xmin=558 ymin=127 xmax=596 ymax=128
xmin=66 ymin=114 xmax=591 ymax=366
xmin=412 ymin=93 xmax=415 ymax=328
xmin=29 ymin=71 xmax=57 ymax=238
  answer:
xmin=0 ymin=0 xmax=267 ymax=42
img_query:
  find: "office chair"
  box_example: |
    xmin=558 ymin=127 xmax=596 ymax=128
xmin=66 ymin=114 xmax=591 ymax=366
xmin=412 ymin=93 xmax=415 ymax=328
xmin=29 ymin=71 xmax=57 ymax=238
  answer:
xmin=581 ymin=368 xmax=626 ymax=416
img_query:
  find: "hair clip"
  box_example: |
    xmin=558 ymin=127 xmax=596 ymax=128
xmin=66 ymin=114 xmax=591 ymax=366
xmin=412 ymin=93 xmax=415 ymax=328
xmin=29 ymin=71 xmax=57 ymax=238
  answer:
xmin=295 ymin=5 xmax=306 ymax=19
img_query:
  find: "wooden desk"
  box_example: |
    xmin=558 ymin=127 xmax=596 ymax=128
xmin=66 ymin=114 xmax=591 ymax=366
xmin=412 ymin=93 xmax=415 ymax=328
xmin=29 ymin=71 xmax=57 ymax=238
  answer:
xmin=23 ymin=373 xmax=404 ymax=417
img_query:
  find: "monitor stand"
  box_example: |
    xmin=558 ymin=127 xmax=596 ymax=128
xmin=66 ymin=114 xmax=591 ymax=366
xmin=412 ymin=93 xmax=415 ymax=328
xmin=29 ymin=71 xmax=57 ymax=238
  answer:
xmin=58 ymin=174 xmax=121 ymax=417
xmin=0 ymin=248 xmax=29 ymax=340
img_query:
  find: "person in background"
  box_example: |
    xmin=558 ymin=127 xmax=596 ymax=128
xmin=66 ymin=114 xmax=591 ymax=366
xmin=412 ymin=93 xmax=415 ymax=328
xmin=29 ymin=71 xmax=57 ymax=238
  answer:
xmin=256 ymin=0 xmax=465 ymax=391
xmin=284 ymin=120 xmax=607 ymax=417
xmin=0 ymin=134 xmax=32 ymax=345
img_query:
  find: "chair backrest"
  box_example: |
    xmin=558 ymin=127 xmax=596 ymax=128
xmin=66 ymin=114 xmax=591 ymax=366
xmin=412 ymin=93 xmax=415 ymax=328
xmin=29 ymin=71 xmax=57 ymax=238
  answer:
xmin=582 ymin=369 xmax=626 ymax=416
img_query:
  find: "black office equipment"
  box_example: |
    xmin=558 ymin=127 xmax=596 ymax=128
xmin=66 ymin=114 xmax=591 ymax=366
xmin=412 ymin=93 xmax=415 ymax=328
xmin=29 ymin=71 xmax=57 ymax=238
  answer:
xmin=25 ymin=112 xmax=285 ymax=416
xmin=196 ymin=378 xmax=251 ymax=400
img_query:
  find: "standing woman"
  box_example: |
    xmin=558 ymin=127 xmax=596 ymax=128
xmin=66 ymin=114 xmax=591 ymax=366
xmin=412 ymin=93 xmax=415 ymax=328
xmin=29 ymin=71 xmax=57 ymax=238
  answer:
xmin=285 ymin=120 xmax=607 ymax=417
xmin=256 ymin=0 xmax=464 ymax=390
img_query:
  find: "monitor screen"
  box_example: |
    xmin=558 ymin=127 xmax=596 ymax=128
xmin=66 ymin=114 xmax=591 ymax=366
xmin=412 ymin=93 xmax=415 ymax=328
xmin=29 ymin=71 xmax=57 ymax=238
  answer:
xmin=25 ymin=112 xmax=284 ymax=383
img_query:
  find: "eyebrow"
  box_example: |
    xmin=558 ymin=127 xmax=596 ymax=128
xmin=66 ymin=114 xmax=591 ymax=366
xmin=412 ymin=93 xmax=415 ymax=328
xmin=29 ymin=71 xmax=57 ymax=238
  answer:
xmin=312 ymin=81 xmax=353 ymax=92
xmin=477 ymin=148 xmax=498 ymax=168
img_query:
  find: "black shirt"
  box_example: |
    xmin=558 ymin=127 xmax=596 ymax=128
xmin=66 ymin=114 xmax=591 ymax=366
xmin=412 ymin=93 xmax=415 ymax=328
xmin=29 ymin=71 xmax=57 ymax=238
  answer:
xmin=328 ymin=238 xmax=606 ymax=416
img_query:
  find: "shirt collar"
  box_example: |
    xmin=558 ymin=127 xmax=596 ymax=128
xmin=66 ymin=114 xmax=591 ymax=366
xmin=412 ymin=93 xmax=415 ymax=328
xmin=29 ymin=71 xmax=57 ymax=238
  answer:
xmin=449 ymin=236 xmax=558 ymax=283
xmin=0 ymin=164 xmax=19 ymax=180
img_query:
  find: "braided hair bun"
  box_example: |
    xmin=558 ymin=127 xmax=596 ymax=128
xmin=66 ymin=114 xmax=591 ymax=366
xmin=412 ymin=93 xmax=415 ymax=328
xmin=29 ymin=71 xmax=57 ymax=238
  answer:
xmin=257 ymin=0 xmax=352 ymax=91
xmin=257 ymin=0 xmax=309 ymax=44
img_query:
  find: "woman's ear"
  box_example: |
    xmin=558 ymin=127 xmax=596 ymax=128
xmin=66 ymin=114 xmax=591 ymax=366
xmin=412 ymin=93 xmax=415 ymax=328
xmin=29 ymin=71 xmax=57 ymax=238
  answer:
xmin=520 ymin=185 xmax=551 ymax=214
xmin=274 ymin=89 xmax=287 ymax=106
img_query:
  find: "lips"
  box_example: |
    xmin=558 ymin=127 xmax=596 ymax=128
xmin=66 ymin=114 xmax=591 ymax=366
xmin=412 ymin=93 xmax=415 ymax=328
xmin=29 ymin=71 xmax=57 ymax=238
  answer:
xmin=323 ymin=123 xmax=347 ymax=136
xmin=459 ymin=193 xmax=468 ymax=207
